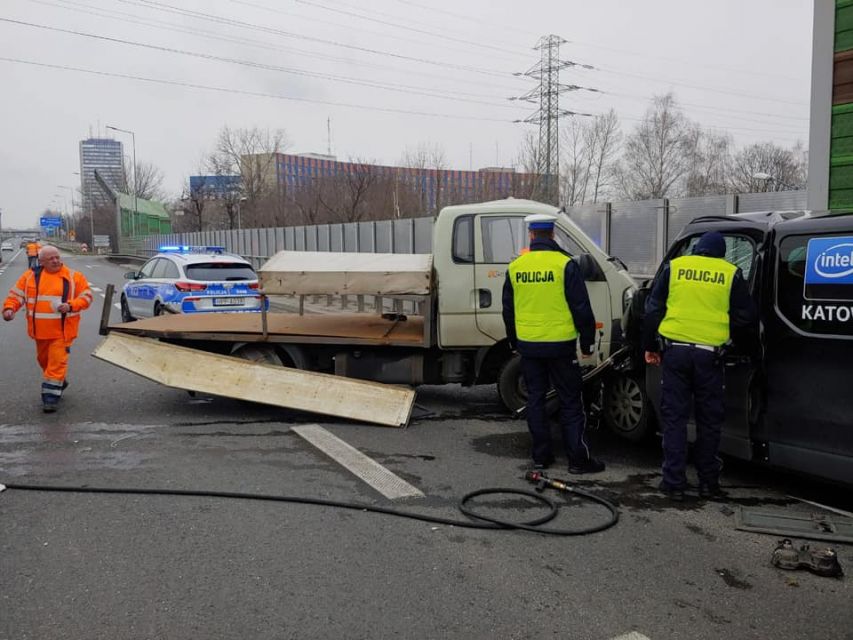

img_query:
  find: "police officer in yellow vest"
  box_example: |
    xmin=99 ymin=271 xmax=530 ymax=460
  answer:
xmin=644 ymin=231 xmax=756 ymax=501
xmin=502 ymin=214 xmax=605 ymax=474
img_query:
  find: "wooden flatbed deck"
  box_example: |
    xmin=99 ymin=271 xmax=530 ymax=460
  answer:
xmin=109 ymin=312 xmax=428 ymax=347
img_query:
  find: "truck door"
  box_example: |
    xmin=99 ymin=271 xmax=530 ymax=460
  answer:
xmin=645 ymin=233 xmax=758 ymax=458
xmin=473 ymin=214 xmax=610 ymax=359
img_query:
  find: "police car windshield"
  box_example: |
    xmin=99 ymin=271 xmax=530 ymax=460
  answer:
xmin=185 ymin=263 xmax=256 ymax=282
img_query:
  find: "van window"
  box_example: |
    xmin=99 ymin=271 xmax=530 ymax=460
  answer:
xmin=776 ymin=234 xmax=853 ymax=338
xmin=678 ymin=234 xmax=756 ymax=281
xmin=481 ymin=216 xmax=526 ymax=263
xmin=452 ymin=215 xmax=474 ymax=264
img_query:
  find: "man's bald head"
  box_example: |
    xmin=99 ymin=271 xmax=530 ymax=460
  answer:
xmin=38 ymin=246 xmax=62 ymax=273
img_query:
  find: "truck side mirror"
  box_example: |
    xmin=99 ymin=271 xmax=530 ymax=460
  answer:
xmin=576 ymin=253 xmax=606 ymax=282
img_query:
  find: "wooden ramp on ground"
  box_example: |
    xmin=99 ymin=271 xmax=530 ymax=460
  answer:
xmin=92 ymin=333 xmax=414 ymax=427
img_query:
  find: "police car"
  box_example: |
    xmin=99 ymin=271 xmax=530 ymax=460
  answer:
xmin=120 ymin=246 xmax=265 ymax=322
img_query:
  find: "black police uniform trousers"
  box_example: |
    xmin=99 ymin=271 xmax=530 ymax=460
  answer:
xmin=521 ymin=354 xmax=590 ymax=466
xmin=660 ymin=344 xmax=725 ymax=489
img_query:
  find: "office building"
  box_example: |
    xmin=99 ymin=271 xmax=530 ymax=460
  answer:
xmin=79 ymin=137 xmax=125 ymax=214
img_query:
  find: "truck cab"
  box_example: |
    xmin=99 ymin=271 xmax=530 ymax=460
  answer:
xmin=432 ymin=199 xmax=642 ymax=436
xmin=629 ymin=210 xmax=853 ymax=485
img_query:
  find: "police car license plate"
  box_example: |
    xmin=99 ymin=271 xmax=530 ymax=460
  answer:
xmin=213 ymin=297 xmax=243 ymax=306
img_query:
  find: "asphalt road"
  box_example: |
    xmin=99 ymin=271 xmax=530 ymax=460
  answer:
xmin=0 ymin=248 xmax=851 ymax=640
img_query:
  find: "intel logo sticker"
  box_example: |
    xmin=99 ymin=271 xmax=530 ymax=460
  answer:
xmin=804 ymin=236 xmax=853 ymax=301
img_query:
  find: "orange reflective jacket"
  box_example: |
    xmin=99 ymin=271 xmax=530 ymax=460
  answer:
xmin=3 ymin=265 xmax=93 ymax=340
xmin=26 ymin=242 xmax=41 ymax=257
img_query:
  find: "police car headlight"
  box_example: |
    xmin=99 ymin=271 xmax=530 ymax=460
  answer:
xmin=622 ymin=286 xmax=635 ymax=313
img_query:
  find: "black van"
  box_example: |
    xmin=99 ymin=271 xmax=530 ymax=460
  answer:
xmin=626 ymin=211 xmax=853 ymax=485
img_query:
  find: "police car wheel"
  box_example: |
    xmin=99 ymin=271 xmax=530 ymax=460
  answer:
xmin=497 ymin=355 xmax=526 ymax=412
xmin=603 ymin=374 xmax=650 ymax=442
xmin=120 ymin=296 xmax=135 ymax=323
xmin=153 ymin=302 xmax=164 ymax=316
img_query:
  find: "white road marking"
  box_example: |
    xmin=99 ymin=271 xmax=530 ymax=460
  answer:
xmin=292 ymin=424 xmax=424 ymax=500
xmin=91 ymin=286 xmax=103 ymax=292
xmin=611 ymin=633 xmax=652 ymax=640
xmin=86 ymin=264 xmax=95 ymax=268
xmin=113 ymin=303 xmax=121 ymax=310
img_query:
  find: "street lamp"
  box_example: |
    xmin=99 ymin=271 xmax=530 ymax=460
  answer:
xmin=106 ymin=125 xmax=137 ymax=239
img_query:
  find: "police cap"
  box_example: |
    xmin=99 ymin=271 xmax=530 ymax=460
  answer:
xmin=524 ymin=213 xmax=557 ymax=230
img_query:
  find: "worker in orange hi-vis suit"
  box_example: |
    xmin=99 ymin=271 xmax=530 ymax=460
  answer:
xmin=26 ymin=240 xmax=41 ymax=270
xmin=2 ymin=246 xmax=93 ymax=413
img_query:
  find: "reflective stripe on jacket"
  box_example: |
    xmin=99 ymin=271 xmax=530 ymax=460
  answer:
xmin=658 ymin=255 xmax=737 ymax=347
xmin=507 ymin=250 xmax=578 ymax=343
xmin=3 ymin=265 xmax=93 ymax=340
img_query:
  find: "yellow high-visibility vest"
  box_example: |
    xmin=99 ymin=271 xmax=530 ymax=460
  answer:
xmin=508 ymin=250 xmax=577 ymax=342
xmin=659 ymin=255 xmax=737 ymax=346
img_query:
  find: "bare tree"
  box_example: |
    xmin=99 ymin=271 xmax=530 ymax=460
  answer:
xmin=180 ymin=174 xmax=208 ymax=232
xmin=210 ymin=125 xmax=289 ymax=226
xmin=586 ymin=109 xmax=621 ymax=203
xmin=683 ymin=128 xmax=734 ymax=196
xmin=400 ymin=142 xmax=447 ymax=213
xmin=122 ymin=160 xmax=166 ymax=201
xmin=560 ymin=117 xmax=590 ymax=206
xmin=317 ymin=159 xmax=381 ymax=223
xmin=513 ymin=131 xmax=544 ymax=201
xmin=729 ymin=141 xmax=807 ymax=192
xmin=617 ymin=93 xmax=693 ymax=200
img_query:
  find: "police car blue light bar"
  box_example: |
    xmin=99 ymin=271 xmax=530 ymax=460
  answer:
xmin=158 ymin=245 xmax=226 ymax=254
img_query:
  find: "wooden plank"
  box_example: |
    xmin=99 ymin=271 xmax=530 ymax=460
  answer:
xmin=92 ymin=333 xmax=414 ymax=427
xmin=259 ymin=251 xmax=433 ymax=296
xmin=110 ymin=312 xmax=427 ymax=346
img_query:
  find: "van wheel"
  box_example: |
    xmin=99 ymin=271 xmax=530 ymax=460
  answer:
xmin=232 ymin=344 xmax=284 ymax=366
xmin=120 ymin=296 xmax=135 ymax=323
xmin=603 ymin=374 xmax=650 ymax=442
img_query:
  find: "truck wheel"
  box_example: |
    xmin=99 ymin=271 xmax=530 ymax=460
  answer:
xmin=603 ymin=374 xmax=650 ymax=442
xmin=497 ymin=355 xmax=526 ymax=412
xmin=120 ymin=296 xmax=135 ymax=323
xmin=232 ymin=344 xmax=284 ymax=366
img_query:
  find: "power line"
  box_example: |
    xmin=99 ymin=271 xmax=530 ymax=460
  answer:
xmin=0 ymin=17 xmax=527 ymax=109
xmin=247 ymin=0 xmax=532 ymax=60
xmin=0 ymin=55 xmax=520 ymax=122
xmin=226 ymin=0 xmax=523 ymax=66
xmin=595 ymin=66 xmax=808 ymax=108
xmin=118 ymin=0 xmax=515 ymax=78
xmin=394 ymin=0 xmax=804 ymax=84
xmin=25 ymin=0 xmax=524 ymax=94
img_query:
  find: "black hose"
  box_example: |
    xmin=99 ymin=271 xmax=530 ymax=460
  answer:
xmin=1 ymin=481 xmax=619 ymax=536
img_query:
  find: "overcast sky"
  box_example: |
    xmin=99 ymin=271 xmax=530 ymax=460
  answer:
xmin=0 ymin=0 xmax=813 ymax=228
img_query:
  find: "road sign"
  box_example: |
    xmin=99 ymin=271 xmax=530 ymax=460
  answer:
xmin=94 ymin=234 xmax=110 ymax=247
xmin=40 ymin=217 xmax=62 ymax=228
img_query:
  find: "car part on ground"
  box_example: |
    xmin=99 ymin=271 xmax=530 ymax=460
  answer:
xmin=771 ymin=538 xmax=843 ymax=578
